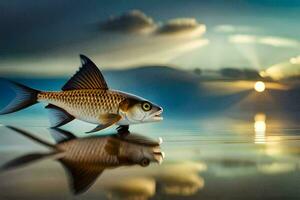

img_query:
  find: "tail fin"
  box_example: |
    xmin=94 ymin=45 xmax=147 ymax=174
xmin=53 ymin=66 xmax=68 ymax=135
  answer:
xmin=1 ymin=126 xmax=64 ymax=172
xmin=0 ymin=80 xmax=40 ymax=114
xmin=6 ymin=126 xmax=56 ymax=148
xmin=0 ymin=152 xmax=59 ymax=172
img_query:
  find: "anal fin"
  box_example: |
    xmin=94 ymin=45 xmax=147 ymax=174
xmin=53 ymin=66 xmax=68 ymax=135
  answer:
xmin=45 ymin=104 xmax=75 ymax=128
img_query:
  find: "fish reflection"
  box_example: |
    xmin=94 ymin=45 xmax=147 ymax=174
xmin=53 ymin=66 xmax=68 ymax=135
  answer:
xmin=1 ymin=126 xmax=164 ymax=195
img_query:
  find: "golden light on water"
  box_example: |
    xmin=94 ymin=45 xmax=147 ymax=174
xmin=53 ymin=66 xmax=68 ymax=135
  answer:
xmin=254 ymin=81 xmax=265 ymax=92
xmin=254 ymin=113 xmax=266 ymax=144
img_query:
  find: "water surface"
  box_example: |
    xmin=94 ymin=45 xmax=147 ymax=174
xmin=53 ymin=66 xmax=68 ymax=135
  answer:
xmin=0 ymin=111 xmax=299 ymax=200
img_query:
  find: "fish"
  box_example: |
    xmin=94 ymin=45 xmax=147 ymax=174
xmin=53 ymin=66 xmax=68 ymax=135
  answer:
xmin=0 ymin=126 xmax=164 ymax=194
xmin=0 ymin=55 xmax=163 ymax=133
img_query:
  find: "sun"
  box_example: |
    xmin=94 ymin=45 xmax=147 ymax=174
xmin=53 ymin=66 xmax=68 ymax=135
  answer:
xmin=254 ymin=81 xmax=265 ymax=92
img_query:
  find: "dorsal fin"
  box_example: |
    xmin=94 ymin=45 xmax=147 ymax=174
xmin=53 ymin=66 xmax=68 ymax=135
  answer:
xmin=59 ymin=159 xmax=104 ymax=194
xmin=62 ymin=55 xmax=108 ymax=91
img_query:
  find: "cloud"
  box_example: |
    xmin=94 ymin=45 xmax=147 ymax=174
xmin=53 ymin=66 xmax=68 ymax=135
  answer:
xmin=155 ymin=18 xmax=206 ymax=37
xmin=219 ymin=68 xmax=261 ymax=80
xmin=214 ymin=25 xmax=257 ymax=33
xmin=229 ymin=34 xmax=300 ymax=48
xmin=262 ymin=56 xmax=300 ymax=80
xmin=259 ymin=37 xmax=300 ymax=47
xmin=100 ymin=10 xmax=156 ymax=33
xmin=229 ymin=34 xmax=257 ymax=44
xmin=101 ymin=11 xmax=206 ymax=38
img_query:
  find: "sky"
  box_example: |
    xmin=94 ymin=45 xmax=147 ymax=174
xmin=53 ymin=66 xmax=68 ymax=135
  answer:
xmin=0 ymin=0 xmax=300 ymax=78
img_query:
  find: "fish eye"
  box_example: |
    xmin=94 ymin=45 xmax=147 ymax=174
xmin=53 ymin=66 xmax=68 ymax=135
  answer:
xmin=140 ymin=158 xmax=150 ymax=167
xmin=141 ymin=102 xmax=152 ymax=111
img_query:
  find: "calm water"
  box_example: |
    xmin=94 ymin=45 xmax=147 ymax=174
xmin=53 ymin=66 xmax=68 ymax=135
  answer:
xmin=0 ymin=111 xmax=299 ymax=200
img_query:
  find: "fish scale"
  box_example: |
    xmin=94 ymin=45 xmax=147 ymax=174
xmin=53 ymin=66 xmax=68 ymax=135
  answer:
xmin=58 ymin=138 xmax=120 ymax=165
xmin=37 ymin=90 xmax=126 ymax=124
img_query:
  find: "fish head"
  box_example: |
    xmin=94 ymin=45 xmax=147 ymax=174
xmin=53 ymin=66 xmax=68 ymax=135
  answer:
xmin=119 ymin=96 xmax=163 ymax=124
xmin=123 ymin=144 xmax=164 ymax=167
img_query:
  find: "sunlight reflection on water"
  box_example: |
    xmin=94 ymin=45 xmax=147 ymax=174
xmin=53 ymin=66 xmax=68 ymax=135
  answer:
xmin=254 ymin=113 xmax=266 ymax=144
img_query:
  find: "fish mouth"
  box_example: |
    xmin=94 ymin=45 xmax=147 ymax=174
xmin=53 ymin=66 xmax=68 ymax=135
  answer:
xmin=151 ymin=109 xmax=163 ymax=121
xmin=153 ymin=151 xmax=165 ymax=164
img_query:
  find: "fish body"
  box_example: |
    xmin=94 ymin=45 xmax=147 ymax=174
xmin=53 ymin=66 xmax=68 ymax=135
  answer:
xmin=38 ymin=90 xmax=125 ymax=125
xmin=57 ymin=137 xmax=120 ymax=166
xmin=0 ymin=55 xmax=163 ymax=133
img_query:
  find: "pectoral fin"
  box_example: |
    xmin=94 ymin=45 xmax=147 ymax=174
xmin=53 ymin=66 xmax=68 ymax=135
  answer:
xmin=104 ymin=138 xmax=121 ymax=155
xmin=86 ymin=124 xmax=110 ymax=133
xmin=86 ymin=114 xmax=121 ymax=134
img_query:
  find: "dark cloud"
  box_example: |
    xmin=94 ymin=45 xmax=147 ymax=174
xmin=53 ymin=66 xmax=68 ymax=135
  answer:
xmin=100 ymin=11 xmax=206 ymax=37
xmin=100 ymin=10 xmax=155 ymax=33
xmin=155 ymin=18 xmax=206 ymax=36
xmin=220 ymin=68 xmax=261 ymax=80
